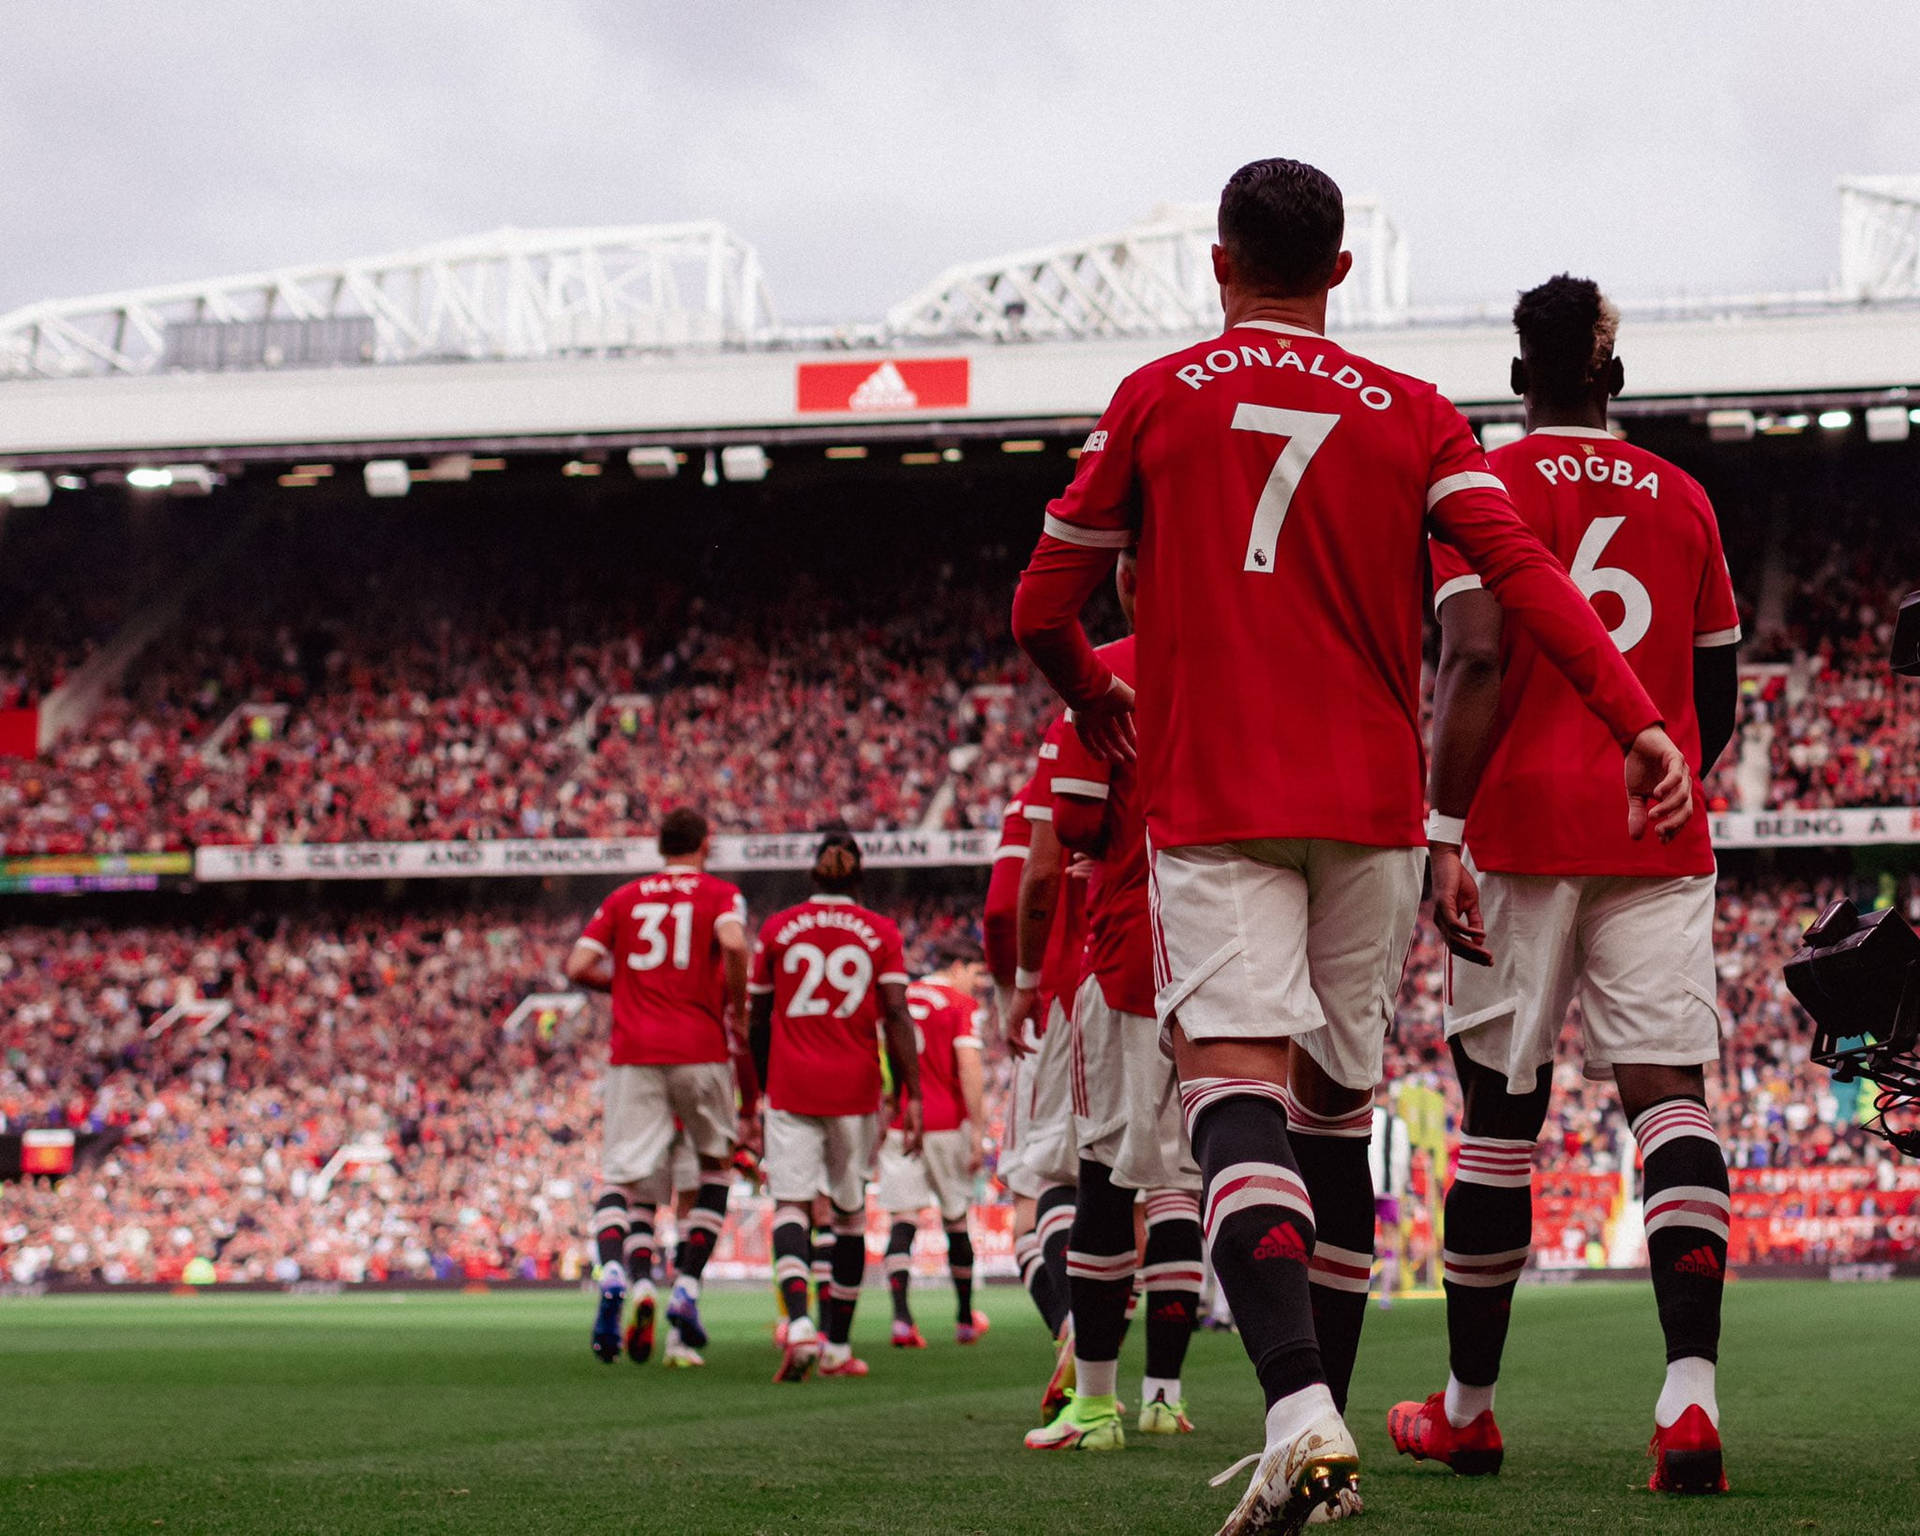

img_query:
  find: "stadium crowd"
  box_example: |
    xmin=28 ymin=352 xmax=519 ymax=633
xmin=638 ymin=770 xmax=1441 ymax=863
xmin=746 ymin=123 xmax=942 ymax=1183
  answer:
xmin=3 ymin=461 xmax=1918 ymax=854
xmin=0 ymin=876 xmax=1897 ymax=1285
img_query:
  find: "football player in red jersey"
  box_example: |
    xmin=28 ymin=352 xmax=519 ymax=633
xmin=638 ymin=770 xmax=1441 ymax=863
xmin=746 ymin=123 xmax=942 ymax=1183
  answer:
xmin=749 ymin=832 xmax=921 ymax=1383
xmin=1389 ymin=277 xmax=1741 ymax=1496
xmin=565 ymin=808 xmax=751 ymax=1368
xmin=999 ymin=723 xmax=1092 ymax=1420
xmin=1026 ymin=550 xmax=1205 ymax=1453
xmin=984 ymin=780 xmax=1070 ymax=1340
xmin=1012 ymin=158 xmax=1694 ymax=1533
xmin=878 ymin=939 xmax=991 ymax=1348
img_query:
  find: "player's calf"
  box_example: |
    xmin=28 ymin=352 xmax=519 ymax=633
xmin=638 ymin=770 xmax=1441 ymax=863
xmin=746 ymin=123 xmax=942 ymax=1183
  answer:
xmin=1626 ymin=1091 xmax=1729 ymax=1485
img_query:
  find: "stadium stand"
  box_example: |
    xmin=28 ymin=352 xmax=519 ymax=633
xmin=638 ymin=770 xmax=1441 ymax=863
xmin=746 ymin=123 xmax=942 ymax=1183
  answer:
xmin=2 ymin=876 xmax=1906 ymax=1284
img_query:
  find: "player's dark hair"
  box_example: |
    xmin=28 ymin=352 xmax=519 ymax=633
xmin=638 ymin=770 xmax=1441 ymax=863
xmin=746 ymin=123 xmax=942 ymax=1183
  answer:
xmin=658 ymin=807 xmax=709 ymax=858
xmin=1513 ymin=274 xmax=1619 ymax=410
xmin=1218 ymin=158 xmax=1345 ymax=297
xmin=811 ymin=831 xmax=863 ymax=894
xmin=933 ymin=934 xmax=983 ymax=969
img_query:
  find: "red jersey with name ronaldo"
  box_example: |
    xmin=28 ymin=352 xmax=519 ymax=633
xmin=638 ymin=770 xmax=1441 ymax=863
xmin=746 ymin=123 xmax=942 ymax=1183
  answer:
xmin=579 ymin=868 xmax=747 ymax=1066
xmin=1431 ymin=428 xmax=1741 ymax=876
xmin=750 ymin=895 xmax=909 ymax=1117
xmin=1017 ymin=322 xmax=1660 ymax=850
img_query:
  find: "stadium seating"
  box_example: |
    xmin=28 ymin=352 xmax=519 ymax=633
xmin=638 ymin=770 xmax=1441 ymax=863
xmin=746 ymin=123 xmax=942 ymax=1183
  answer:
xmin=0 ymin=879 xmax=1896 ymax=1284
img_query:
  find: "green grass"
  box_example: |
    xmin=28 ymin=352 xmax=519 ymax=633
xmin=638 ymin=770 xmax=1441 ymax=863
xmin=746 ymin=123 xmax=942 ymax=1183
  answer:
xmin=0 ymin=1281 xmax=1910 ymax=1534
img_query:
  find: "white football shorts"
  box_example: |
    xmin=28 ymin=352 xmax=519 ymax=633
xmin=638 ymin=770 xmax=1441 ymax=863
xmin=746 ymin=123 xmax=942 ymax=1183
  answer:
xmin=1000 ymin=997 xmax=1079 ymax=1198
xmin=763 ymin=1108 xmax=878 ymax=1212
xmin=877 ymin=1127 xmax=974 ymax=1224
xmin=600 ymin=1060 xmax=735 ymax=1187
xmin=1151 ymin=838 xmax=1425 ymax=1091
xmin=1071 ymin=975 xmax=1200 ymax=1193
xmin=1447 ymin=863 xmax=1721 ymax=1093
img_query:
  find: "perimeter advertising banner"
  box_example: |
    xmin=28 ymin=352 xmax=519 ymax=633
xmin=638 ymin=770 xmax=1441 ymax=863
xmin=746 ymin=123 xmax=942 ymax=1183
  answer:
xmin=0 ymin=851 xmax=193 ymax=894
xmin=194 ymin=829 xmax=999 ymax=883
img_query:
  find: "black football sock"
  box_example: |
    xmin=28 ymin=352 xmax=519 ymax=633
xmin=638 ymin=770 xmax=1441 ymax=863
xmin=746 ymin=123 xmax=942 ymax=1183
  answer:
xmin=1016 ymin=1228 xmax=1065 ymax=1334
xmin=885 ymin=1220 xmax=917 ymax=1326
xmin=946 ymin=1224 xmax=975 ymax=1322
xmin=1180 ymin=1077 xmax=1323 ymax=1410
xmin=1442 ymin=1045 xmax=1549 ymax=1404
xmin=772 ymin=1204 xmax=813 ymax=1322
xmin=672 ymin=1178 xmax=729 ymax=1283
xmin=1035 ymin=1183 xmax=1076 ymax=1336
xmin=1631 ymin=1098 xmax=1730 ymax=1368
xmin=826 ymin=1208 xmax=867 ymax=1346
xmin=1140 ymin=1190 xmax=1203 ymax=1386
xmin=1285 ymin=1091 xmax=1377 ymax=1415
xmin=621 ymin=1204 xmax=656 ymax=1288
xmin=592 ymin=1190 xmax=629 ymax=1272
xmin=1065 ymin=1158 xmax=1137 ymax=1391
xmin=812 ymin=1224 xmax=836 ymax=1330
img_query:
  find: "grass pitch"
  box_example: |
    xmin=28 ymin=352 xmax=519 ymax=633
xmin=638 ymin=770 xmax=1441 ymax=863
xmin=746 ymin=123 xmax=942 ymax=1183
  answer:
xmin=0 ymin=1281 xmax=1911 ymax=1534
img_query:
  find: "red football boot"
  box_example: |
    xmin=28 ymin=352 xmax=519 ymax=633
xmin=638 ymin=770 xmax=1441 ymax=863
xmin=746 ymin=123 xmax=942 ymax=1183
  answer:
xmin=1649 ymin=1405 xmax=1728 ymax=1494
xmin=1387 ymin=1392 xmax=1505 ymax=1476
xmin=891 ymin=1320 xmax=929 ymax=1349
xmin=955 ymin=1310 xmax=991 ymax=1345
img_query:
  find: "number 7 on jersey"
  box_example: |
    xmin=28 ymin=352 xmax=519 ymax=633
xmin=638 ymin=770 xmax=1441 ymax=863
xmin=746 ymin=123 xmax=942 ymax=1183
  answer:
xmin=1233 ymin=402 xmax=1340 ymax=572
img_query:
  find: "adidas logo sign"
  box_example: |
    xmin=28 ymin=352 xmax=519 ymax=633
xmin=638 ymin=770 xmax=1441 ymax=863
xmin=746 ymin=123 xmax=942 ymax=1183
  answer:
xmin=848 ymin=361 xmax=918 ymax=411
xmin=1150 ymin=1301 xmax=1190 ymax=1322
xmin=1674 ymin=1246 xmax=1723 ymax=1278
xmin=1252 ymin=1224 xmax=1308 ymax=1263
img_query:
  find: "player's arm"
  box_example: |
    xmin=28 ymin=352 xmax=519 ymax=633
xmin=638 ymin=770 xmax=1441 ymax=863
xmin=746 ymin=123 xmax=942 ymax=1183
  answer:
xmin=879 ymin=979 xmax=924 ymax=1156
xmin=1002 ymin=814 xmax=1063 ymax=1054
xmin=1051 ymin=720 xmax=1114 ymax=856
xmin=1427 ymin=574 xmax=1503 ymax=966
xmin=1694 ymin=643 xmax=1739 ymax=777
xmin=747 ymin=991 xmax=774 ymax=1092
xmin=1691 ymin=501 xmax=1744 ymax=778
xmin=565 ymin=903 xmax=616 ymax=991
xmin=716 ymin=911 xmax=750 ymax=1041
xmin=746 ymin=925 xmax=776 ymax=1089
xmin=1425 ymin=419 xmax=1688 ymax=840
xmin=956 ymin=1029 xmax=987 ymax=1173
xmin=983 ymin=845 xmax=1025 ymax=994
xmin=1011 ymin=387 xmax=1146 ymax=762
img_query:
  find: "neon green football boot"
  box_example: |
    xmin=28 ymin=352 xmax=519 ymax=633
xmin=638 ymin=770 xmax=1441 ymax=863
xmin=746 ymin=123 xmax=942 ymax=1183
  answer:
xmin=1023 ymin=1390 xmax=1126 ymax=1451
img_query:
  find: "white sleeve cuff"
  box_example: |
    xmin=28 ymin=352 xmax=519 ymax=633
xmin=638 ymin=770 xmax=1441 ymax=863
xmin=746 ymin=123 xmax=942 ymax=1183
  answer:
xmin=1433 ymin=573 xmax=1484 ymax=609
xmin=574 ymin=936 xmax=610 ymax=957
xmin=1052 ymin=777 xmax=1109 ymax=800
xmin=1425 ymin=810 xmax=1466 ymax=845
xmin=1015 ymin=967 xmax=1042 ymax=990
xmin=1425 ymin=470 xmax=1506 ymax=511
xmin=1043 ymin=513 xmax=1133 ymax=549
xmin=1693 ymin=626 xmax=1742 ymax=647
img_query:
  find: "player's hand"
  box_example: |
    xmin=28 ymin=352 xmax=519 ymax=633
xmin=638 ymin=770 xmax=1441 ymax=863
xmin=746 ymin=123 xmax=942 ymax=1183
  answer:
xmin=898 ymin=1096 xmax=925 ymax=1157
xmin=1073 ymin=675 xmax=1137 ymax=765
xmin=966 ymin=1132 xmax=984 ymax=1176
xmin=1624 ymin=725 xmax=1693 ymax=842
xmin=736 ymin=1110 xmax=763 ymax=1157
xmin=1428 ymin=842 xmax=1491 ymax=967
xmin=1002 ymin=987 xmax=1040 ymax=1056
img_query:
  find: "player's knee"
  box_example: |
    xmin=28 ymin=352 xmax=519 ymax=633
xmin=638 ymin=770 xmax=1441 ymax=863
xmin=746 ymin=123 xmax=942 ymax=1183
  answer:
xmin=1614 ymin=1063 xmax=1707 ymax=1125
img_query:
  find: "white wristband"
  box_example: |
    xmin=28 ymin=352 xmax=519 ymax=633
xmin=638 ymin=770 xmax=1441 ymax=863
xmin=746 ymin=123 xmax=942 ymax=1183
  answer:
xmin=1425 ymin=810 xmax=1466 ymax=845
xmin=1014 ymin=967 xmax=1042 ymax=990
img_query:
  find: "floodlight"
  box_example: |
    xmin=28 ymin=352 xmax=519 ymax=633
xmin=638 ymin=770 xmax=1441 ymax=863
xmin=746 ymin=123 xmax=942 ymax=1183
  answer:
xmin=720 ymin=445 xmax=769 ymax=482
xmin=363 ymin=460 xmax=411 ymax=498
xmin=627 ymin=447 xmax=679 ymax=479
xmin=1866 ymin=406 xmax=1911 ymax=443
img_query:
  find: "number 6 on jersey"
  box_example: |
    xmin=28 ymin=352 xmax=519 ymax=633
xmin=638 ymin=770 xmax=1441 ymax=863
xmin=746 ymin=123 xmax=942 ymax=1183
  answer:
xmin=1234 ymin=402 xmax=1340 ymax=572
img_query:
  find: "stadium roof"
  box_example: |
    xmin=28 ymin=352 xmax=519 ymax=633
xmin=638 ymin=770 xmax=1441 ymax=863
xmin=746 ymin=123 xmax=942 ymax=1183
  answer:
xmin=1 ymin=180 xmax=1917 ymax=463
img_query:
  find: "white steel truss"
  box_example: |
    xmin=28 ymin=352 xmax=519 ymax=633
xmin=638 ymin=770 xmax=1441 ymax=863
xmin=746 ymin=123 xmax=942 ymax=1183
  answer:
xmin=0 ymin=223 xmax=777 ymax=379
xmin=884 ymin=200 xmax=1412 ymax=342
xmin=1839 ymin=176 xmax=1920 ymax=300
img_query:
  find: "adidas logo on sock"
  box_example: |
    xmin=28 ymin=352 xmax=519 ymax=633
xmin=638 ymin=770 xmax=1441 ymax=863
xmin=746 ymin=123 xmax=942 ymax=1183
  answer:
xmin=1674 ymin=1246 xmax=1723 ymax=1277
xmin=1251 ymin=1224 xmax=1308 ymax=1264
xmin=1150 ymin=1301 xmax=1191 ymax=1322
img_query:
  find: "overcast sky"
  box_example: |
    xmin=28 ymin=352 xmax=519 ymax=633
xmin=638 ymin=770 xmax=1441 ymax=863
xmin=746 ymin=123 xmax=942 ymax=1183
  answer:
xmin=6 ymin=2 xmax=1918 ymax=323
